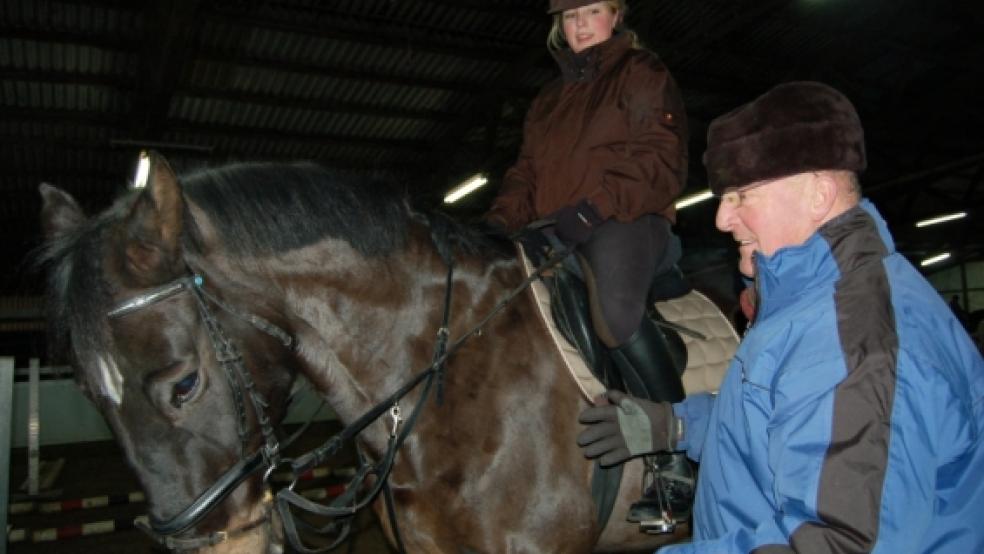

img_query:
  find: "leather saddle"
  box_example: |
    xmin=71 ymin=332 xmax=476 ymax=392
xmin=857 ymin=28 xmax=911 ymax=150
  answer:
xmin=544 ymin=252 xmax=691 ymax=400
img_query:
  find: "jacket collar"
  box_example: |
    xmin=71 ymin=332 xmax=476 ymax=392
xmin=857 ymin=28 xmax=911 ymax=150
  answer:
xmin=754 ymin=199 xmax=893 ymax=320
xmin=552 ymin=32 xmax=634 ymax=83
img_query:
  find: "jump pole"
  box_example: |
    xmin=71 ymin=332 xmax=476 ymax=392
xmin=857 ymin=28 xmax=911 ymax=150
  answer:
xmin=27 ymin=359 xmax=39 ymax=497
xmin=1 ymin=357 xmax=14 ymax=554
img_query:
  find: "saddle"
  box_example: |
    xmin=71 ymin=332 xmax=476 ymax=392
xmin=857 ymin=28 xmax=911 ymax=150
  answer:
xmin=518 ymin=242 xmax=686 ymax=527
xmin=545 ymin=257 xmax=691 ymax=399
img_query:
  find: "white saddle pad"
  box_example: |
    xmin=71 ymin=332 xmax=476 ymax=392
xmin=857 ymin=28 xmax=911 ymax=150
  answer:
xmin=519 ymin=247 xmax=738 ymax=400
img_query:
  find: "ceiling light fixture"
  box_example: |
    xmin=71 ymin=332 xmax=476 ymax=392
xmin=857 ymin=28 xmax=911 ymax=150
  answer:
xmin=133 ymin=150 xmax=150 ymax=189
xmin=919 ymin=252 xmax=951 ymax=267
xmin=110 ymin=138 xmax=214 ymax=153
xmin=915 ymin=211 xmax=967 ymax=228
xmin=675 ymin=189 xmax=714 ymax=210
xmin=444 ymin=174 xmax=488 ymax=204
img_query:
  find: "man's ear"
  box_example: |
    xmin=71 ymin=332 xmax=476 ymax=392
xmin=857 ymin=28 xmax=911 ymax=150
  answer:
xmin=810 ymin=172 xmax=839 ymax=223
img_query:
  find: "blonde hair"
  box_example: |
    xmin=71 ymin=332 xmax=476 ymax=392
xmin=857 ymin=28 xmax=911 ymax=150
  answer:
xmin=546 ymin=0 xmax=640 ymax=51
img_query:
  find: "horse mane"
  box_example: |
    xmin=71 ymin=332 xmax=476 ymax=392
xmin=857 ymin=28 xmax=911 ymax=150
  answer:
xmin=38 ymin=161 xmax=509 ymax=371
xmin=37 ymin=199 xmax=128 ymax=382
xmin=180 ymin=161 xmax=509 ymax=261
xmin=182 ymin=162 xmax=409 ymax=257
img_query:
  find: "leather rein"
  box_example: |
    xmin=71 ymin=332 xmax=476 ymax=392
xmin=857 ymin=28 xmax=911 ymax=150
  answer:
xmin=105 ymin=242 xmax=570 ymax=552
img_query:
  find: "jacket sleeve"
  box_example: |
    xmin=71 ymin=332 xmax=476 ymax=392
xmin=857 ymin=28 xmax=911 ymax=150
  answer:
xmin=586 ymin=58 xmax=687 ymax=222
xmin=487 ymin=98 xmax=540 ymax=232
xmin=662 ymin=351 xmax=955 ymax=554
xmin=672 ymin=392 xmax=715 ymax=462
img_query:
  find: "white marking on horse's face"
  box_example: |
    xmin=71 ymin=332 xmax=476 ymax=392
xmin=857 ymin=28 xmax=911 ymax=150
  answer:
xmin=96 ymin=353 xmax=124 ymax=406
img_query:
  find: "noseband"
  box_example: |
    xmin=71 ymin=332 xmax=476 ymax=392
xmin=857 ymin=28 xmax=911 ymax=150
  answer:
xmin=106 ymin=243 xmax=571 ymax=552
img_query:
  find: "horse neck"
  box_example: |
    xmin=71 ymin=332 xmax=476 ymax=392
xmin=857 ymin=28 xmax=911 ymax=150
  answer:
xmin=251 ymin=226 xmax=492 ymax=440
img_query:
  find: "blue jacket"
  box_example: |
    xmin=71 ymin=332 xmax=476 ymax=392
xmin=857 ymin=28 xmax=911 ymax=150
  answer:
xmin=664 ymin=200 xmax=984 ymax=553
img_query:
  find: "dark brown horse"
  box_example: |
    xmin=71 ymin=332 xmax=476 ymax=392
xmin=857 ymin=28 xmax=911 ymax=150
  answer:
xmin=39 ymin=153 xmax=707 ymax=553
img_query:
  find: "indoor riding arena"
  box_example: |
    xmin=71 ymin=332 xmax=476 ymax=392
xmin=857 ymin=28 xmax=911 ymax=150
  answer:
xmin=2 ymin=1 xmax=983 ymax=554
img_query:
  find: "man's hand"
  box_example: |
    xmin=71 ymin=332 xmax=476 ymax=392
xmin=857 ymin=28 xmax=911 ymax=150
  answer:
xmin=577 ymin=390 xmax=678 ymax=467
xmin=554 ymin=200 xmax=603 ymax=245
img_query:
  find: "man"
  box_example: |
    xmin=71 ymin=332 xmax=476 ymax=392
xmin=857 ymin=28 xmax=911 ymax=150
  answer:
xmin=577 ymin=81 xmax=984 ymax=552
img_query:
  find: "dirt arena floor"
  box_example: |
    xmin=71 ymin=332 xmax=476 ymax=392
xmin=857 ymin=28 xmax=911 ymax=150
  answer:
xmin=7 ymin=421 xmax=396 ymax=553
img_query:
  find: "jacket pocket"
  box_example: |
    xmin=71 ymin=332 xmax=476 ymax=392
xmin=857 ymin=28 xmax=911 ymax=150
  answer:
xmin=738 ymin=353 xmax=777 ymax=427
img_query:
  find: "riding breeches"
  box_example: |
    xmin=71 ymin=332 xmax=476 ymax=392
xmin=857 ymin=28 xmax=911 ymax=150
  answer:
xmin=576 ymin=214 xmax=680 ymax=348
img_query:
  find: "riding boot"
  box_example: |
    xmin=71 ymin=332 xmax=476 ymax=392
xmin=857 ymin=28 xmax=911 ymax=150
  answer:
xmin=609 ymin=316 xmax=684 ymax=404
xmin=609 ymin=318 xmax=693 ymax=530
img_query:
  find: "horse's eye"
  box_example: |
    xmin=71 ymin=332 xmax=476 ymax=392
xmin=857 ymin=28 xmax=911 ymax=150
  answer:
xmin=172 ymin=371 xmax=200 ymax=406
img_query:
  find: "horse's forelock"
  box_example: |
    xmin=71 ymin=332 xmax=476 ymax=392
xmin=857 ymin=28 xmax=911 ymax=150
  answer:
xmin=39 ymin=208 xmax=120 ymax=389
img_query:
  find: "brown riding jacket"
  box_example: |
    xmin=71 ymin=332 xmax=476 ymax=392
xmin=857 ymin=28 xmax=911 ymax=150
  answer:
xmin=489 ymin=33 xmax=688 ymax=232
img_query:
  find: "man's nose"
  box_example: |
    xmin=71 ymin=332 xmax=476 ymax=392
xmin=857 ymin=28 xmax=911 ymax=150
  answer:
xmin=715 ymin=199 xmax=736 ymax=232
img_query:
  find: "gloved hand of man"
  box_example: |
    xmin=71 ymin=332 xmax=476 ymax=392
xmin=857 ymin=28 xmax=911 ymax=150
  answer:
xmin=554 ymin=200 xmax=603 ymax=246
xmin=577 ymin=390 xmax=678 ymax=467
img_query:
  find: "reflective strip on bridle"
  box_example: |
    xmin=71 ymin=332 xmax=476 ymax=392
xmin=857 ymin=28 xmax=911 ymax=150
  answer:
xmin=103 ymin=244 xmax=572 ymax=551
xmin=107 ymin=276 xmax=202 ymax=318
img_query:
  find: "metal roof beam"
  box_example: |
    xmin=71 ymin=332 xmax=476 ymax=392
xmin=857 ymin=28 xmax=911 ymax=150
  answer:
xmin=166 ymin=121 xmax=430 ymax=153
xmin=204 ymin=13 xmax=530 ymax=64
xmin=129 ymin=0 xmax=203 ymax=139
xmin=193 ymin=47 xmax=523 ymax=95
xmin=177 ymin=87 xmax=458 ymax=123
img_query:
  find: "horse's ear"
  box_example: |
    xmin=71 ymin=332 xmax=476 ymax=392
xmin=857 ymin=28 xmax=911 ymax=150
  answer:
xmin=39 ymin=183 xmax=86 ymax=239
xmin=123 ymin=151 xmax=185 ymax=283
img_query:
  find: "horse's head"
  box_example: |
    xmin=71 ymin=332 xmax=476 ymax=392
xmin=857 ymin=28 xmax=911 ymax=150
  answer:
xmin=38 ymin=153 xmax=296 ymax=553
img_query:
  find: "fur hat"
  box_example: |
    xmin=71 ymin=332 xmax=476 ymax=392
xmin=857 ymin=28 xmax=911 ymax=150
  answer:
xmin=548 ymin=0 xmax=602 ymax=14
xmin=703 ymin=81 xmax=866 ymax=194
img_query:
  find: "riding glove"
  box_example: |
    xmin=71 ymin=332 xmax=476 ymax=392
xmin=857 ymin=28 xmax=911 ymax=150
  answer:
xmin=554 ymin=200 xmax=604 ymax=246
xmin=577 ymin=390 xmax=679 ymax=467
xmin=516 ymin=227 xmax=552 ymax=264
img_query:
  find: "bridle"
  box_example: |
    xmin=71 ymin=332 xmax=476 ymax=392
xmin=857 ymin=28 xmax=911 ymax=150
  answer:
xmin=105 ymin=242 xmax=570 ymax=552
xmin=109 ymin=273 xmax=293 ymax=550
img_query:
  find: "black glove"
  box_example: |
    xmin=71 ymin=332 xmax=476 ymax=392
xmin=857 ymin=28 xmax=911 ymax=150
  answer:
xmin=516 ymin=227 xmax=552 ymax=264
xmin=479 ymin=214 xmax=511 ymax=240
xmin=554 ymin=200 xmax=604 ymax=246
xmin=577 ymin=390 xmax=678 ymax=467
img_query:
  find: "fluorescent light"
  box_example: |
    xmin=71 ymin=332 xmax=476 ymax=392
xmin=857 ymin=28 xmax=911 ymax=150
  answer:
xmin=915 ymin=212 xmax=967 ymax=227
xmin=444 ymin=173 xmax=488 ymax=204
xmin=133 ymin=150 xmax=150 ymax=189
xmin=675 ymin=189 xmax=713 ymax=210
xmin=920 ymin=252 xmax=951 ymax=267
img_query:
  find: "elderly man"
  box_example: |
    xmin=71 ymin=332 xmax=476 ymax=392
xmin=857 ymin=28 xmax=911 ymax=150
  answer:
xmin=577 ymin=81 xmax=984 ymax=552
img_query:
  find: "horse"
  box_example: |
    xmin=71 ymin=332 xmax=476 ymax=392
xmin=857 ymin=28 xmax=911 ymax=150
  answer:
xmin=38 ymin=152 xmax=732 ymax=553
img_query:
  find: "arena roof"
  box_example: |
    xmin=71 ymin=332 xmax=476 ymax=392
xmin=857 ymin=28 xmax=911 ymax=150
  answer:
xmin=1 ymin=0 xmax=982 ymax=356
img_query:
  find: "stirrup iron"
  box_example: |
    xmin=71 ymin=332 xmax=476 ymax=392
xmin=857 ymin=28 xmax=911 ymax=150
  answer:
xmin=639 ymin=455 xmax=677 ymax=535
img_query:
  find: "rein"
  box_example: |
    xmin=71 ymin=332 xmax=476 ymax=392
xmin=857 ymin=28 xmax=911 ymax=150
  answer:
xmin=106 ymin=241 xmax=570 ymax=552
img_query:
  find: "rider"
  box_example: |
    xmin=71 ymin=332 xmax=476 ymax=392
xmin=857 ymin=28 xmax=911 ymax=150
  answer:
xmin=485 ymin=0 xmax=691 ymax=526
